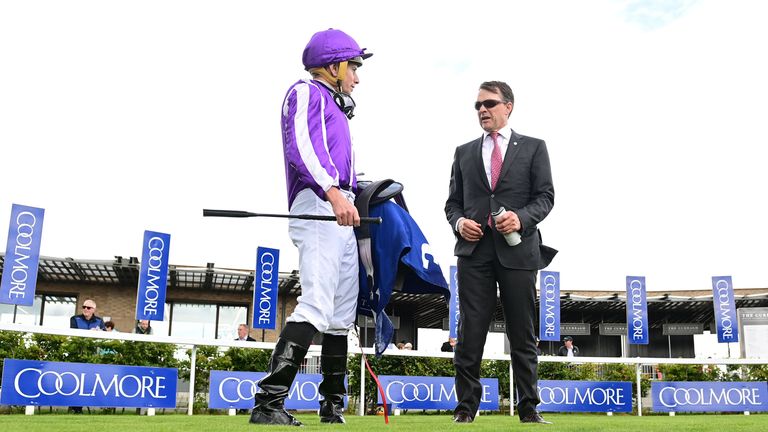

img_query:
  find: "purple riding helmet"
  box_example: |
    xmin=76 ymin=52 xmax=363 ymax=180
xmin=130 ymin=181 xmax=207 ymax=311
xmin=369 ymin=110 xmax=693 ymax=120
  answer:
xmin=302 ymin=29 xmax=373 ymax=119
xmin=302 ymin=28 xmax=373 ymax=69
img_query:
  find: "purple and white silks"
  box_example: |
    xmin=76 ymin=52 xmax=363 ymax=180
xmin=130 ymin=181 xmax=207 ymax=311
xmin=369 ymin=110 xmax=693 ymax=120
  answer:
xmin=281 ymin=79 xmax=356 ymax=209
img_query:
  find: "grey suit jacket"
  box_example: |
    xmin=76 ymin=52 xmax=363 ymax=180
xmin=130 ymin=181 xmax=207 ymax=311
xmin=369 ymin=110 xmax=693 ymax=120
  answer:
xmin=445 ymin=129 xmax=557 ymax=270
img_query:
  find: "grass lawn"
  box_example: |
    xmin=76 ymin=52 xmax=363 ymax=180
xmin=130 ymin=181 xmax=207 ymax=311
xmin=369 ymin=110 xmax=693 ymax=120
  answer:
xmin=0 ymin=412 xmax=765 ymax=432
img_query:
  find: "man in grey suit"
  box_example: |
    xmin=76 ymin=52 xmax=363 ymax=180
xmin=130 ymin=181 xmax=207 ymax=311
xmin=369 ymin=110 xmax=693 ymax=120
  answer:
xmin=445 ymin=80 xmax=556 ymax=424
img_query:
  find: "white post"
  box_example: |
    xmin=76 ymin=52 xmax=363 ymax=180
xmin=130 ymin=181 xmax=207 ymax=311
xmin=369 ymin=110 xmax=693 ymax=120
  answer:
xmin=607 ymin=411 xmax=613 ymax=416
xmin=188 ymin=345 xmax=197 ymax=416
xmin=669 ymin=411 xmax=675 ymax=416
xmin=509 ymin=361 xmax=515 ymax=417
xmin=744 ymin=411 xmax=750 ymax=416
xmin=147 ymin=408 xmax=156 ymax=416
xmin=358 ymin=354 xmax=365 ymax=416
xmin=228 ymin=408 xmax=236 ymax=416
xmin=25 ymin=405 xmax=35 ymax=415
xmin=635 ymin=362 xmax=642 ymax=417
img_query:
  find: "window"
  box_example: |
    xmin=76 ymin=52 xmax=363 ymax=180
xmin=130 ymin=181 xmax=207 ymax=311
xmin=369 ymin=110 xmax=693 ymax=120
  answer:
xmin=217 ymin=305 xmax=249 ymax=339
xmin=0 ymin=295 xmax=76 ymax=327
xmin=170 ymin=303 xmax=217 ymax=338
xmin=157 ymin=302 xmax=249 ymax=339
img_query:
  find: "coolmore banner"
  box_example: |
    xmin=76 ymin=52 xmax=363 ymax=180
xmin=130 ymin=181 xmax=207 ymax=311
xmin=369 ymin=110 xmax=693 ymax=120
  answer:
xmin=539 ymin=271 xmax=560 ymax=342
xmin=0 ymin=358 xmax=177 ymax=408
xmin=537 ymin=380 xmax=633 ymax=412
xmin=378 ymin=375 xmax=499 ymax=410
xmin=448 ymin=265 xmax=459 ymax=339
xmin=136 ymin=230 xmax=171 ymax=321
xmin=652 ymin=381 xmax=768 ymax=412
xmin=1 ymin=204 xmax=45 ymax=306
xmin=626 ymin=276 xmax=649 ymax=344
xmin=253 ymin=247 xmax=279 ymax=330
xmin=711 ymin=276 xmax=739 ymax=343
xmin=208 ymin=371 xmax=346 ymax=409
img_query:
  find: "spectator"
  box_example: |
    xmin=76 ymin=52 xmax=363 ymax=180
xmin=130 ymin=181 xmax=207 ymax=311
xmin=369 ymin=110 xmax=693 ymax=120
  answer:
xmin=99 ymin=321 xmax=118 ymax=356
xmin=70 ymin=299 xmax=106 ymax=331
xmin=557 ymin=336 xmax=579 ymax=357
xmin=535 ymin=337 xmax=542 ymax=356
xmin=441 ymin=337 xmax=457 ymax=352
xmin=68 ymin=298 xmax=104 ymax=414
xmin=403 ymin=342 xmax=413 ymax=350
xmin=396 ymin=342 xmax=405 ymax=350
xmin=134 ymin=319 xmax=153 ymax=335
xmin=235 ymin=323 xmax=256 ymax=341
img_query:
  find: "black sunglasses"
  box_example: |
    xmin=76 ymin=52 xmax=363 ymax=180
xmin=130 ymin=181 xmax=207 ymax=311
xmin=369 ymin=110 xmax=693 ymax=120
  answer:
xmin=474 ymin=99 xmax=506 ymax=111
xmin=82 ymin=305 xmax=94 ymax=310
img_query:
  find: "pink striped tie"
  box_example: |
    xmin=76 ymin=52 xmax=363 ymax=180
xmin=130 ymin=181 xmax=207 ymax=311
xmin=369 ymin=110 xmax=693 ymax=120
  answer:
xmin=490 ymin=131 xmax=502 ymax=190
xmin=488 ymin=131 xmax=502 ymax=228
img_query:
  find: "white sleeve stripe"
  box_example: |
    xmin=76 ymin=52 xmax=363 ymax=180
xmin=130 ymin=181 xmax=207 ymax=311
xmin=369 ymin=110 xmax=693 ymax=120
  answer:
xmin=293 ymin=81 xmax=338 ymax=192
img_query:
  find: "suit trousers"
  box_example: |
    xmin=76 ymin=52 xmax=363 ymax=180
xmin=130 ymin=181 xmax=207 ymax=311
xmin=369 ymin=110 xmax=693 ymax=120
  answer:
xmin=454 ymin=229 xmax=540 ymax=418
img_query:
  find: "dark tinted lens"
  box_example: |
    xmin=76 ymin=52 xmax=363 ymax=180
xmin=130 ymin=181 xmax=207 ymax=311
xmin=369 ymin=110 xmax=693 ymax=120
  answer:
xmin=474 ymin=99 xmax=503 ymax=110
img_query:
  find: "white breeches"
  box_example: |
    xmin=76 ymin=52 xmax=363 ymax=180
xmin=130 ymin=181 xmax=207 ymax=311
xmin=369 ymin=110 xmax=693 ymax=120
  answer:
xmin=287 ymin=189 xmax=359 ymax=336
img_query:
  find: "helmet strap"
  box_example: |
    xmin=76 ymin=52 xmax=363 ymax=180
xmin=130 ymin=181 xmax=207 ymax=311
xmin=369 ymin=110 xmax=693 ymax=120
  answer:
xmin=335 ymin=61 xmax=349 ymax=93
xmin=309 ymin=61 xmax=356 ymax=119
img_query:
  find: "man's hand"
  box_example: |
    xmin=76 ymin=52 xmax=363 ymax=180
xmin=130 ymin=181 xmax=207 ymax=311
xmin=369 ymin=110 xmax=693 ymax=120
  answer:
xmin=458 ymin=218 xmax=483 ymax=242
xmin=326 ymin=187 xmax=360 ymax=226
xmin=494 ymin=210 xmax=521 ymax=235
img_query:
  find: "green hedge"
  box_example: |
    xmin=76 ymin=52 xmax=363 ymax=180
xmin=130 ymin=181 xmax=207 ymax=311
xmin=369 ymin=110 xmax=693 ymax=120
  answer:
xmin=0 ymin=331 xmax=180 ymax=377
xmin=658 ymin=363 xmax=768 ymax=382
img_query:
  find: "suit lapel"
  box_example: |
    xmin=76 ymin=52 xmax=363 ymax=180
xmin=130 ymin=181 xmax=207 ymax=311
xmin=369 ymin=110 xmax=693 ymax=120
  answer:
xmin=499 ymin=130 xmax=523 ymax=181
xmin=471 ymin=136 xmax=490 ymax=190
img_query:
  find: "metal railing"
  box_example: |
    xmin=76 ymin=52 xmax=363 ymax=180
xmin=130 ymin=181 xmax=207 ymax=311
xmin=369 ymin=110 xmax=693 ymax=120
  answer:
xmin=1 ymin=322 xmax=765 ymax=417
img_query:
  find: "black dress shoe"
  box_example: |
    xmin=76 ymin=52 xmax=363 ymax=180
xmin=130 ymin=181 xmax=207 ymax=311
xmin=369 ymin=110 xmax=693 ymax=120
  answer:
xmin=453 ymin=411 xmax=474 ymax=423
xmin=520 ymin=412 xmax=552 ymax=424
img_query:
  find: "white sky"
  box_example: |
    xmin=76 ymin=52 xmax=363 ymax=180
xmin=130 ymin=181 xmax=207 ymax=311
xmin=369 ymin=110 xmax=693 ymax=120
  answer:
xmin=2 ymin=0 xmax=767 ymax=293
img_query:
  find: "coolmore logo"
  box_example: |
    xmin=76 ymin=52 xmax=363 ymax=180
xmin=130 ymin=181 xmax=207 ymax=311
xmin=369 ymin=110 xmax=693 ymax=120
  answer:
xmin=448 ymin=266 xmax=459 ymax=339
xmin=537 ymin=380 xmax=632 ymax=412
xmin=625 ymin=276 xmax=648 ymax=344
xmin=539 ymin=271 xmax=560 ymax=342
xmin=652 ymin=381 xmax=768 ymax=412
xmin=0 ymin=358 xmax=177 ymax=408
xmin=208 ymin=371 xmax=345 ymax=409
xmin=253 ymin=247 xmax=279 ymax=330
xmin=711 ymin=276 xmax=739 ymax=343
xmin=136 ymin=230 xmax=171 ymax=321
xmin=378 ymin=375 xmax=498 ymax=410
xmin=0 ymin=204 xmax=45 ymax=306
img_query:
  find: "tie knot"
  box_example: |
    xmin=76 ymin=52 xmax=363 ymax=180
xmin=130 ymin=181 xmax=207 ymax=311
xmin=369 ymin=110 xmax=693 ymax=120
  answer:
xmin=490 ymin=131 xmax=499 ymax=143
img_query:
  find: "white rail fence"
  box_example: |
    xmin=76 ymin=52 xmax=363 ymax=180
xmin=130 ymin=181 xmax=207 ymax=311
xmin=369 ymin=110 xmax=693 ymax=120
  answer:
xmin=1 ymin=322 xmax=765 ymax=417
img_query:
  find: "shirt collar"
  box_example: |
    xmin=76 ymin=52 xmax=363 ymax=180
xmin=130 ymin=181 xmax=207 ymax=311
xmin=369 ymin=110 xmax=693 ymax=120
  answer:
xmin=483 ymin=126 xmax=513 ymax=142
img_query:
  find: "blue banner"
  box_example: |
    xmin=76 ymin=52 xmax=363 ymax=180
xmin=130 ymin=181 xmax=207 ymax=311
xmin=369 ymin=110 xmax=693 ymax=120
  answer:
xmin=537 ymin=380 xmax=633 ymax=412
xmin=0 ymin=358 xmax=177 ymax=408
xmin=1 ymin=204 xmax=45 ymax=306
xmin=208 ymin=371 xmax=345 ymax=410
xmin=539 ymin=271 xmax=560 ymax=342
xmin=135 ymin=230 xmax=170 ymax=321
xmin=448 ymin=265 xmax=459 ymax=339
xmin=652 ymin=381 xmax=768 ymax=412
xmin=626 ymin=276 xmax=648 ymax=344
xmin=711 ymin=276 xmax=739 ymax=343
xmin=253 ymin=247 xmax=279 ymax=330
xmin=377 ymin=375 xmax=498 ymax=410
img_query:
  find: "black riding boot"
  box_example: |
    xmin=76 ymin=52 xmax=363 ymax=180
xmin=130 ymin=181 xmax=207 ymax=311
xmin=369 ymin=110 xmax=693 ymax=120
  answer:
xmin=318 ymin=334 xmax=348 ymax=424
xmin=250 ymin=322 xmax=316 ymax=426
